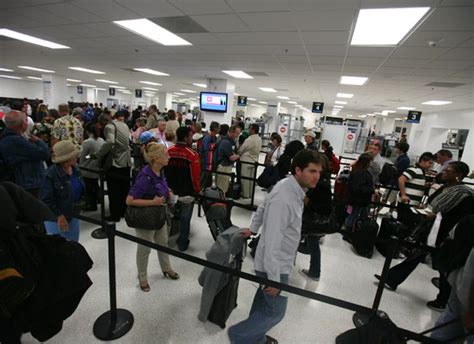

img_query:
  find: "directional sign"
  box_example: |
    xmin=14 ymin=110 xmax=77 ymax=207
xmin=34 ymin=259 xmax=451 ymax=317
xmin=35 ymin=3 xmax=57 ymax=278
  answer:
xmin=406 ymin=110 xmax=422 ymax=123
xmin=312 ymin=101 xmax=324 ymax=113
xmin=237 ymin=96 xmax=247 ymax=106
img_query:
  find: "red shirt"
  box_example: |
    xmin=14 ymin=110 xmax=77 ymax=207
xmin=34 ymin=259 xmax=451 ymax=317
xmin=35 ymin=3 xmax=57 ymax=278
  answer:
xmin=167 ymin=143 xmax=201 ymax=193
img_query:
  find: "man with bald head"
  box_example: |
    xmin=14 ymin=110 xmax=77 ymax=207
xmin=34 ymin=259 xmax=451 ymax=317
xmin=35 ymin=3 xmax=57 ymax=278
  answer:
xmin=0 ymin=110 xmax=50 ymax=197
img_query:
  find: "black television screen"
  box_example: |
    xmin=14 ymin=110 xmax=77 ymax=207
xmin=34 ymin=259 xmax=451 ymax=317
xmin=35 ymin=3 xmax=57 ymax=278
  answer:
xmin=200 ymin=92 xmax=228 ymax=113
xmin=406 ymin=110 xmax=422 ymax=123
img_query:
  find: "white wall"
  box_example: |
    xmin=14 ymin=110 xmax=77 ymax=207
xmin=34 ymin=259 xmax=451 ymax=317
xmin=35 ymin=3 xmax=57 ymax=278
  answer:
xmin=0 ymin=78 xmax=43 ymax=99
xmin=408 ymin=109 xmax=474 ymax=169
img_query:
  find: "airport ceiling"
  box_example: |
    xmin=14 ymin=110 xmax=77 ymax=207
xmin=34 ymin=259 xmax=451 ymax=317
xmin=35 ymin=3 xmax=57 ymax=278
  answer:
xmin=0 ymin=0 xmax=473 ymax=118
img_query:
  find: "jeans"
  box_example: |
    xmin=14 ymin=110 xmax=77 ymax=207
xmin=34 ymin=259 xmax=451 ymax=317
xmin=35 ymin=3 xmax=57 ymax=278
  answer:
xmin=176 ymin=201 xmax=194 ymax=249
xmin=44 ymin=218 xmax=80 ymax=242
xmin=344 ymin=206 xmax=368 ymax=228
xmin=306 ymin=236 xmax=321 ymax=278
xmin=431 ymin=290 xmax=474 ymax=344
xmin=228 ymin=271 xmax=289 ymax=344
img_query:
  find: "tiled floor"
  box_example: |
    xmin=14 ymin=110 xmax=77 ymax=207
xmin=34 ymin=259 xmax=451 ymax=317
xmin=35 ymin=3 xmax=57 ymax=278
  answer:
xmin=21 ymin=173 xmax=441 ymax=343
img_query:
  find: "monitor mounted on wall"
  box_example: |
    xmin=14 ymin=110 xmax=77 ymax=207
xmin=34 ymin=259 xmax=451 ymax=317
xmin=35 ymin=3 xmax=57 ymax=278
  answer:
xmin=200 ymin=92 xmax=228 ymax=113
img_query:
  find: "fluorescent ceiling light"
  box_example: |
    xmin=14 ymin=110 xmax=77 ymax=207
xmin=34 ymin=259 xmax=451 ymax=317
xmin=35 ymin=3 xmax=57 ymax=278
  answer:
xmin=334 ymin=105 xmax=344 ymax=108
xmin=422 ymin=100 xmax=452 ymax=106
xmin=259 ymin=87 xmax=277 ymax=93
xmin=192 ymin=83 xmax=207 ymax=88
xmin=173 ymin=92 xmax=185 ymax=95
xmin=358 ymin=115 xmax=367 ymax=118
xmin=385 ymin=110 xmax=396 ymax=113
xmin=340 ymin=76 xmax=368 ymax=86
xmin=347 ymin=115 xmax=353 ymax=117
xmin=0 ymin=68 xmax=13 ymax=72
xmin=234 ymin=93 xmax=240 ymax=96
xmin=94 ymin=88 xmax=106 ymax=91
xmin=27 ymin=76 xmax=42 ymax=80
xmin=110 ymin=85 xmax=126 ymax=89
xmin=259 ymin=101 xmax=268 ymax=104
xmin=335 ymin=100 xmax=347 ymax=105
xmin=336 ymin=92 xmax=354 ymax=98
xmin=351 ymin=7 xmax=430 ymax=46
xmin=222 ymin=70 xmax=253 ymax=79
xmin=67 ymin=78 xmax=82 ymax=82
xmin=80 ymin=84 xmax=96 ymax=87
xmin=248 ymin=97 xmax=257 ymax=101
xmin=0 ymin=28 xmax=70 ymax=49
xmin=394 ymin=118 xmax=403 ymax=120
xmin=67 ymin=84 xmax=72 ymax=86
xmin=69 ymin=67 xmax=105 ymax=74
xmin=142 ymin=87 xmax=159 ymax=91
xmin=397 ymin=106 xmax=416 ymax=110
xmin=95 ymin=79 xmax=118 ymax=84
xmin=0 ymin=74 xmax=22 ymax=79
xmin=139 ymin=81 xmax=162 ymax=86
xmin=180 ymin=89 xmax=195 ymax=93
xmin=288 ymin=101 xmax=297 ymax=104
xmin=133 ymin=68 xmax=169 ymax=76
xmin=367 ymin=113 xmax=376 ymax=117
xmin=114 ymin=19 xmax=191 ymax=46
xmin=121 ymin=91 xmax=131 ymax=94
xmin=277 ymin=96 xmax=290 ymax=100
xmin=18 ymin=65 xmax=55 ymax=73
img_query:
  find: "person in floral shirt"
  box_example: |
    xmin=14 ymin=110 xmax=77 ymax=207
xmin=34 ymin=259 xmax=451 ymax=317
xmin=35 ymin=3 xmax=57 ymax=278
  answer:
xmin=51 ymin=103 xmax=83 ymax=149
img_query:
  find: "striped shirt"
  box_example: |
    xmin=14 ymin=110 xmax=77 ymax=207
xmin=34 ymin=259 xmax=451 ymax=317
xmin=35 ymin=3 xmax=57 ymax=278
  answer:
xmin=399 ymin=167 xmax=426 ymax=205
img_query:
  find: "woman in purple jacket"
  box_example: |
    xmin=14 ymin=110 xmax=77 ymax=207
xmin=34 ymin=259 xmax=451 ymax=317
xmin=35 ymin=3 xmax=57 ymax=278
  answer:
xmin=126 ymin=142 xmax=179 ymax=292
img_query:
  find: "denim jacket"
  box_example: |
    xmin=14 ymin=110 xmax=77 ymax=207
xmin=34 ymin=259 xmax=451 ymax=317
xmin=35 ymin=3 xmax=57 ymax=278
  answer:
xmin=40 ymin=164 xmax=84 ymax=221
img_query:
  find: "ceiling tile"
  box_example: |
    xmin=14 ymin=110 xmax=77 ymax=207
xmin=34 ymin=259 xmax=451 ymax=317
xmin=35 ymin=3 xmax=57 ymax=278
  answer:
xmin=403 ymin=30 xmax=473 ymax=48
xmin=40 ymin=3 xmax=103 ymax=23
xmin=347 ymin=47 xmax=395 ymax=58
xmin=114 ymin=0 xmax=183 ymax=17
xmin=300 ymin=31 xmax=349 ymax=45
xmin=306 ymin=45 xmax=347 ymax=56
xmin=214 ymin=32 xmax=301 ymax=45
xmin=419 ymin=6 xmax=474 ymax=31
xmin=293 ymin=9 xmax=354 ymax=31
xmin=170 ymin=0 xmax=233 ymax=15
xmin=73 ymin=0 xmax=138 ymax=20
xmin=239 ymin=11 xmax=297 ymax=31
xmin=424 ymin=59 xmax=474 ymax=70
xmin=227 ymin=0 xmax=291 ymax=12
xmin=391 ymin=46 xmax=449 ymax=59
xmin=438 ymin=47 xmax=474 ymax=61
xmin=191 ymin=14 xmax=250 ymax=33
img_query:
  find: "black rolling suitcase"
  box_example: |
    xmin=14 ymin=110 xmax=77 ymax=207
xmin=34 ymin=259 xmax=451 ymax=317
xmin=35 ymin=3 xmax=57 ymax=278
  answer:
xmin=376 ymin=217 xmax=409 ymax=257
xmin=350 ymin=218 xmax=379 ymax=258
xmin=207 ymin=254 xmax=243 ymax=328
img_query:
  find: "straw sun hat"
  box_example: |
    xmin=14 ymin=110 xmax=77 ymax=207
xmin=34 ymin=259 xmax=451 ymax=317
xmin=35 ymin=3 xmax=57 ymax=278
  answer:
xmin=52 ymin=140 xmax=81 ymax=163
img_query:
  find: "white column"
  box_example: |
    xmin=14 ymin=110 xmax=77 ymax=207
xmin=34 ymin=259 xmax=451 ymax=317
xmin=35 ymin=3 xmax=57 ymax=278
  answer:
xmin=203 ymin=78 xmax=235 ymax=125
xmin=157 ymin=92 xmax=172 ymax=111
xmin=42 ymin=74 xmax=68 ymax=108
xmin=266 ymin=102 xmax=281 ymax=132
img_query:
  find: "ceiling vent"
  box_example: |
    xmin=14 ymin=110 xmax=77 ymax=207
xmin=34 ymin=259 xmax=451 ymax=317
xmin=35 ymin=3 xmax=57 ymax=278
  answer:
xmin=246 ymin=71 xmax=269 ymax=77
xmin=150 ymin=16 xmax=208 ymax=34
xmin=425 ymin=82 xmax=466 ymax=88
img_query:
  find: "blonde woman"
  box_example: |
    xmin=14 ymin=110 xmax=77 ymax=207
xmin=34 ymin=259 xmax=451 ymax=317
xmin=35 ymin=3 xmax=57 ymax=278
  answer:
xmin=126 ymin=142 xmax=179 ymax=292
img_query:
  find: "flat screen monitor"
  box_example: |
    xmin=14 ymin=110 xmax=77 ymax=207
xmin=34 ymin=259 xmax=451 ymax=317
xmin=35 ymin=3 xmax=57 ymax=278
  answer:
xmin=200 ymin=92 xmax=228 ymax=113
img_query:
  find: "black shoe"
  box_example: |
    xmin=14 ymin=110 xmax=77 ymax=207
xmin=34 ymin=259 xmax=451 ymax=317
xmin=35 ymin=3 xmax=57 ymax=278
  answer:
xmin=374 ymin=274 xmax=397 ymax=291
xmin=426 ymin=300 xmax=445 ymax=312
xmin=431 ymin=277 xmax=440 ymax=289
xmin=265 ymin=335 xmax=278 ymax=344
xmin=299 ymin=269 xmax=320 ymax=281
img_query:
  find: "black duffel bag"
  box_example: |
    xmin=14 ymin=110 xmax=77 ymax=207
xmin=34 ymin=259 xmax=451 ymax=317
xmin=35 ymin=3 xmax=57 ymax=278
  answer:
xmin=256 ymin=165 xmax=280 ymax=189
xmin=301 ymin=209 xmax=339 ymax=236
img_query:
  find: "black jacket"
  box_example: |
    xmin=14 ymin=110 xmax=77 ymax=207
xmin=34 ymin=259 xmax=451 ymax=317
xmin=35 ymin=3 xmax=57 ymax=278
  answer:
xmin=348 ymin=170 xmax=374 ymax=207
xmin=306 ymin=177 xmax=332 ymax=215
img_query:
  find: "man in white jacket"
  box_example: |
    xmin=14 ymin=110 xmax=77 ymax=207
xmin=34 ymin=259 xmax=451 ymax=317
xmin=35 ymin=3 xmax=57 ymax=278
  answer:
xmin=238 ymin=124 xmax=262 ymax=198
xmin=228 ymin=150 xmax=323 ymax=344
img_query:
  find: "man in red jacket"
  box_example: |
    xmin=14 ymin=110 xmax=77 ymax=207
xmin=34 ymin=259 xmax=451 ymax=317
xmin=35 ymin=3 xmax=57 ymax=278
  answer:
xmin=165 ymin=126 xmax=201 ymax=251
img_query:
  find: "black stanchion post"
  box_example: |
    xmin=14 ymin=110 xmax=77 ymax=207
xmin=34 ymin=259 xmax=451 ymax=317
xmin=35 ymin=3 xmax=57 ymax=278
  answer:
xmin=92 ymin=170 xmax=108 ymax=239
xmin=353 ymin=238 xmax=397 ymax=327
xmin=93 ymin=221 xmax=134 ymax=340
xmin=250 ymin=161 xmax=258 ymax=208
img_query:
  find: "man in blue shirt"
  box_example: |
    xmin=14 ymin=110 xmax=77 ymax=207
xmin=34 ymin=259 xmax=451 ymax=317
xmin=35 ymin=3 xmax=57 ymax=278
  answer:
xmin=0 ymin=111 xmax=50 ymax=197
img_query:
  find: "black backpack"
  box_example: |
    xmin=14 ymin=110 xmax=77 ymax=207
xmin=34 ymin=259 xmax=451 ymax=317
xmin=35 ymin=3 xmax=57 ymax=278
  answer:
xmin=379 ymin=163 xmax=398 ymax=185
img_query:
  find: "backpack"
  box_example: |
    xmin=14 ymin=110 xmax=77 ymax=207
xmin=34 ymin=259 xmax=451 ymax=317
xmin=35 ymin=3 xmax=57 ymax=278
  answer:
xmin=331 ymin=155 xmax=341 ymax=175
xmin=379 ymin=163 xmax=398 ymax=185
xmin=202 ymin=186 xmax=232 ymax=239
xmin=334 ymin=167 xmax=351 ymax=203
xmin=83 ymin=107 xmax=95 ymax=123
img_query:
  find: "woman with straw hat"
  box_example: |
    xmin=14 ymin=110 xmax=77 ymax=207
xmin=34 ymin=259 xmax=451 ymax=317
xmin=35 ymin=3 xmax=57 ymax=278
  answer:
xmin=40 ymin=140 xmax=84 ymax=242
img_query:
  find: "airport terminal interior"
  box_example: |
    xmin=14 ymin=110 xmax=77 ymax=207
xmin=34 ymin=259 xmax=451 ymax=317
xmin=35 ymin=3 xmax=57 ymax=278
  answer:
xmin=0 ymin=0 xmax=473 ymax=343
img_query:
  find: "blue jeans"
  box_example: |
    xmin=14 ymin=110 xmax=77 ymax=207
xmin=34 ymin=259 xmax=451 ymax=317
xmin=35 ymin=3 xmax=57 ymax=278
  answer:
xmin=176 ymin=201 xmax=194 ymax=249
xmin=345 ymin=206 xmax=368 ymax=228
xmin=306 ymin=236 xmax=321 ymax=278
xmin=228 ymin=271 xmax=289 ymax=344
xmin=44 ymin=218 xmax=80 ymax=242
xmin=431 ymin=290 xmax=474 ymax=344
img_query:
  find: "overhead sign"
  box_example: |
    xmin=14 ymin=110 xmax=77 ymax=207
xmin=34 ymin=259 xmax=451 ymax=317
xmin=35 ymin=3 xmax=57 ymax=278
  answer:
xmin=312 ymin=101 xmax=324 ymax=113
xmin=77 ymin=85 xmax=83 ymax=94
xmin=135 ymin=89 xmax=142 ymax=98
xmin=237 ymin=96 xmax=247 ymax=106
xmin=406 ymin=110 xmax=422 ymax=123
xmin=109 ymin=87 xmax=115 ymax=96
xmin=278 ymin=124 xmax=288 ymax=135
